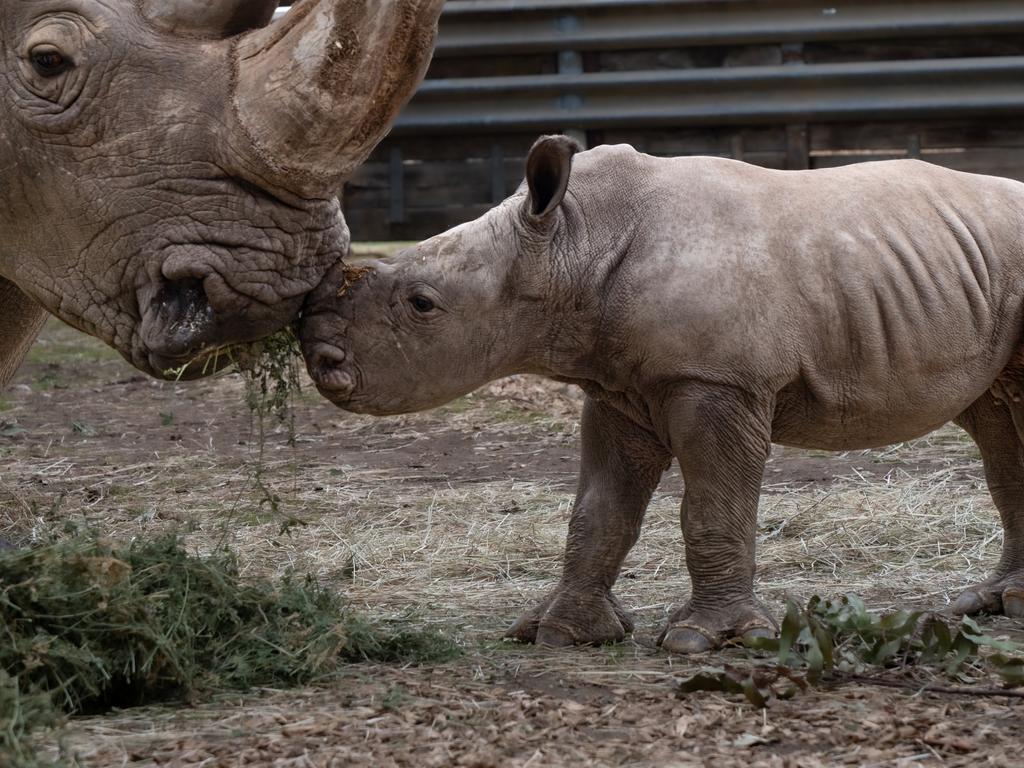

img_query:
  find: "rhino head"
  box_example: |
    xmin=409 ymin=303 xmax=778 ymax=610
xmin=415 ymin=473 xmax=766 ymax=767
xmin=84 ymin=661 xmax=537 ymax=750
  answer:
xmin=0 ymin=0 xmax=442 ymax=378
xmin=301 ymin=135 xmax=587 ymax=415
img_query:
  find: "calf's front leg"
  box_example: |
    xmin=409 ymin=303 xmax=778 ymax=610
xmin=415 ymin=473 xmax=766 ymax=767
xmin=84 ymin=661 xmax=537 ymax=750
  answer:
xmin=658 ymin=383 xmax=777 ymax=654
xmin=506 ymin=396 xmax=671 ymax=646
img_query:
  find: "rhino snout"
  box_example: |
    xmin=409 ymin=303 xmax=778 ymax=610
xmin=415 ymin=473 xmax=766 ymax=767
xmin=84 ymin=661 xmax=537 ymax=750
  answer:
xmin=306 ymin=343 xmax=356 ymax=400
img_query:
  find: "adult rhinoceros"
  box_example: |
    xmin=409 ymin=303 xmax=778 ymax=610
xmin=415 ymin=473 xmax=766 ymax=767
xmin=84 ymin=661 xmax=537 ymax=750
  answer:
xmin=0 ymin=0 xmax=442 ymax=385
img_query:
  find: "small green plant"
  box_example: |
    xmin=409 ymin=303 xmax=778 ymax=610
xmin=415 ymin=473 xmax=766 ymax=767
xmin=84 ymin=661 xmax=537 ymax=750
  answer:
xmin=0 ymin=422 xmax=26 ymax=438
xmin=34 ymin=370 xmax=60 ymax=391
xmin=678 ymin=594 xmax=1024 ymax=707
xmin=70 ymin=421 xmax=95 ymax=436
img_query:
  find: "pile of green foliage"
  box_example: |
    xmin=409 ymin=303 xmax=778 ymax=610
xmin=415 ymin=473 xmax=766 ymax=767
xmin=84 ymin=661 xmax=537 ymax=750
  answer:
xmin=679 ymin=594 xmax=1024 ymax=707
xmin=0 ymin=534 xmax=458 ymax=764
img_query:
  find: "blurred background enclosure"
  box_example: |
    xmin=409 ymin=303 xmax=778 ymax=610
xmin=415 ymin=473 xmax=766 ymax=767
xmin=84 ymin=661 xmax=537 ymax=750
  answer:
xmin=292 ymin=0 xmax=1024 ymax=240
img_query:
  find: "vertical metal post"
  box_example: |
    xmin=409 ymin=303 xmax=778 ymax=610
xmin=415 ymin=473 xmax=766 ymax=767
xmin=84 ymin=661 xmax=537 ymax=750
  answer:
xmin=557 ymin=15 xmax=588 ymax=149
xmin=907 ymin=134 xmax=922 ymax=159
xmin=490 ymin=144 xmax=506 ymax=203
xmin=786 ymin=124 xmax=810 ymax=170
xmin=388 ymin=147 xmax=405 ymax=225
xmin=731 ymin=134 xmax=745 ymax=162
xmin=781 ymin=42 xmax=809 ymax=170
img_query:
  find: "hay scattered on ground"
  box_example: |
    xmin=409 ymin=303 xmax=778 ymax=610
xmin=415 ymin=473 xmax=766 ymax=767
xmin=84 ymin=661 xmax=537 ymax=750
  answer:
xmin=4 ymin=321 xmax=1023 ymax=766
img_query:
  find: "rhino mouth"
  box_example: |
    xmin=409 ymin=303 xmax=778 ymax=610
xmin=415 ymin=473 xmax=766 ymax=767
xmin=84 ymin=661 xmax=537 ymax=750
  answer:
xmin=138 ymin=263 xmax=301 ymax=380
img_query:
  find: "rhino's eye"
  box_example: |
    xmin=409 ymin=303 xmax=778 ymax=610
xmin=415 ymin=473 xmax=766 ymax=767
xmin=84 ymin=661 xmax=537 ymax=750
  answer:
xmin=409 ymin=295 xmax=436 ymax=314
xmin=30 ymin=48 xmax=72 ymax=77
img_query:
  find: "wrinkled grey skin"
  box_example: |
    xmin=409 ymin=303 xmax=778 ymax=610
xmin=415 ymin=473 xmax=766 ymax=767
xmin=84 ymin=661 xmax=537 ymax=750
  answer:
xmin=302 ymin=135 xmax=1024 ymax=653
xmin=0 ymin=0 xmax=442 ymax=384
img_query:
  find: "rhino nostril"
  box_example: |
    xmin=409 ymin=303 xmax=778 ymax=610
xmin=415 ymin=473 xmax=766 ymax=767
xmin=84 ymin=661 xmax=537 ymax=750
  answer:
xmin=150 ymin=278 xmax=215 ymax=357
xmin=308 ymin=345 xmax=354 ymax=396
xmin=310 ymin=344 xmax=346 ymax=370
xmin=155 ymin=278 xmax=208 ymax=318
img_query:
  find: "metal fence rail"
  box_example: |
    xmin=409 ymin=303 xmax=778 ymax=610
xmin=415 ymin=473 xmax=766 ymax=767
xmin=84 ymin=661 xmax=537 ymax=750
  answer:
xmin=396 ymin=56 xmax=1024 ymax=133
xmin=435 ymin=0 xmax=1024 ymax=56
xmin=276 ymin=2 xmax=1024 ymax=56
xmin=271 ymin=1 xmax=1024 ymax=240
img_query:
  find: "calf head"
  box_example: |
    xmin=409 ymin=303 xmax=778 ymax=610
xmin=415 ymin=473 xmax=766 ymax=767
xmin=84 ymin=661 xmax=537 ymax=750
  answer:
xmin=0 ymin=0 xmax=442 ymax=377
xmin=301 ymin=135 xmax=581 ymax=414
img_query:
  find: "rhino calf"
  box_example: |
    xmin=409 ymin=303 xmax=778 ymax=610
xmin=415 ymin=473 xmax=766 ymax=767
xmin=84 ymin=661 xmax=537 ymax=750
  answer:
xmin=301 ymin=135 xmax=1024 ymax=653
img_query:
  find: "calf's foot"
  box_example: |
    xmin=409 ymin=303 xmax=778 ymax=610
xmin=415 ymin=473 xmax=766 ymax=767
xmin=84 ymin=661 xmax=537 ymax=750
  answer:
xmin=658 ymin=600 xmax=777 ymax=654
xmin=952 ymin=572 xmax=1024 ymax=618
xmin=506 ymin=586 xmax=634 ymax=647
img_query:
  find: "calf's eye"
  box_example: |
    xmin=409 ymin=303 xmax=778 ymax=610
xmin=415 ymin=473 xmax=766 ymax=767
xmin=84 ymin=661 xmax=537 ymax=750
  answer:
xmin=409 ymin=295 xmax=435 ymax=313
xmin=31 ymin=48 xmax=72 ymax=77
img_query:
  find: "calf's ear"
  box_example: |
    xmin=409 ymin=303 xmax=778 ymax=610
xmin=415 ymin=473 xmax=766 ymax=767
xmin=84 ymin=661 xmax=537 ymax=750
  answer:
xmin=525 ymin=135 xmax=582 ymax=218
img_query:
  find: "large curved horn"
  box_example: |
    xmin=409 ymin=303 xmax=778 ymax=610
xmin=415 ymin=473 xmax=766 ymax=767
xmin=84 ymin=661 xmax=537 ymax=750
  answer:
xmin=231 ymin=0 xmax=444 ymax=197
xmin=141 ymin=0 xmax=281 ymax=38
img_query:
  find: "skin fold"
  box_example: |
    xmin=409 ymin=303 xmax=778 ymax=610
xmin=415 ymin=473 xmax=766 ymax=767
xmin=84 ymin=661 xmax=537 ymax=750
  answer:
xmin=301 ymin=134 xmax=1024 ymax=654
xmin=0 ymin=0 xmax=443 ymax=385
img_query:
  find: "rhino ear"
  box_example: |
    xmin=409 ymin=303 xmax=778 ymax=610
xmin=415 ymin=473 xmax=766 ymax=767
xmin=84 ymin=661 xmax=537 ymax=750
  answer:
xmin=141 ymin=0 xmax=280 ymax=38
xmin=525 ymin=135 xmax=582 ymax=218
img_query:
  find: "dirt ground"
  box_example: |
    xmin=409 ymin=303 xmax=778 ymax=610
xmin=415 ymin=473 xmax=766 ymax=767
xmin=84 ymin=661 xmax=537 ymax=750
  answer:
xmin=2 ymin=319 xmax=1022 ymax=767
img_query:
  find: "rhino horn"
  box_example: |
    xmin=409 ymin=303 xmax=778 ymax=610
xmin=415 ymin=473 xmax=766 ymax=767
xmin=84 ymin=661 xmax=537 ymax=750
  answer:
xmin=140 ymin=0 xmax=281 ymax=38
xmin=231 ymin=0 xmax=444 ymax=196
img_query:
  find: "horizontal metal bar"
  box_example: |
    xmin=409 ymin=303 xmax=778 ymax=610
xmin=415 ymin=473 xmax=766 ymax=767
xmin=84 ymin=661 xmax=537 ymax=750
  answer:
xmin=445 ymin=0 xmax=751 ymax=11
xmin=275 ymin=2 xmax=1024 ymax=56
xmin=438 ymin=1 xmax=1024 ymax=56
xmin=392 ymin=56 xmax=1024 ymax=134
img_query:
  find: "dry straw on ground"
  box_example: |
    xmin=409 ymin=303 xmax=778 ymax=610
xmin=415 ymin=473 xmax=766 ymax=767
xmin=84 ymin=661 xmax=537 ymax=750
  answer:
xmin=2 ymin=321 xmax=1022 ymax=766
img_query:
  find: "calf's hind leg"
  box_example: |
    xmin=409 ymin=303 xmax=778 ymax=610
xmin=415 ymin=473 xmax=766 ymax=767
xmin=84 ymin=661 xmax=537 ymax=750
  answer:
xmin=953 ymin=391 xmax=1024 ymax=617
xmin=506 ymin=397 xmax=671 ymax=646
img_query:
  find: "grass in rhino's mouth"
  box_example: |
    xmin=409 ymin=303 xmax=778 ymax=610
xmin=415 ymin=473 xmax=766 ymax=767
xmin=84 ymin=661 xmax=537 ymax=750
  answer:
xmin=238 ymin=329 xmax=304 ymax=524
xmin=161 ymin=328 xmax=302 ymax=423
xmin=163 ymin=329 xmax=305 ymax=525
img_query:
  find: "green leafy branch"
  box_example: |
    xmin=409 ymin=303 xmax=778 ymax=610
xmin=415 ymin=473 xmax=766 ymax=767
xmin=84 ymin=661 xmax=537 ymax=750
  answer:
xmin=163 ymin=328 xmax=306 ymax=534
xmin=237 ymin=328 xmax=303 ymax=526
xmin=678 ymin=594 xmax=1024 ymax=707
